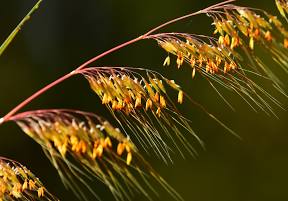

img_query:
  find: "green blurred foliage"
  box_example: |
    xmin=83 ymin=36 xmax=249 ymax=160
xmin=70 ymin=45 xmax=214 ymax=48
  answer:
xmin=0 ymin=0 xmax=288 ymax=201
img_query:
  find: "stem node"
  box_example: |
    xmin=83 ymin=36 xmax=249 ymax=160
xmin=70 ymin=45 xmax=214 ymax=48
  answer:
xmin=0 ymin=118 xmax=4 ymax=125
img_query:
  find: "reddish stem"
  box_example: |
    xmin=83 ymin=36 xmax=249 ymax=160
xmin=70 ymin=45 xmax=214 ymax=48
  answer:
xmin=0 ymin=36 xmax=144 ymax=123
xmin=0 ymin=0 xmax=234 ymax=124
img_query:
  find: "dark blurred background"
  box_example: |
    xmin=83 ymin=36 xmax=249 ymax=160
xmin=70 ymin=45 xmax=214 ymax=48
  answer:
xmin=1 ymin=0 xmax=288 ymax=201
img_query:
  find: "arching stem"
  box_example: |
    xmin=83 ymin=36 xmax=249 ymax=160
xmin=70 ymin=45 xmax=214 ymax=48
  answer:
xmin=0 ymin=0 xmax=234 ymax=124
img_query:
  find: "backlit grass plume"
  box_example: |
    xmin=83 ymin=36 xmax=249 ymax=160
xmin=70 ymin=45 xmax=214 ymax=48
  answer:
xmin=1 ymin=0 xmax=288 ymax=201
xmin=11 ymin=110 xmax=181 ymax=201
xmin=148 ymin=2 xmax=288 ymax=115
xmin=207 ymin=3 xmax=288 ymax=87
xmin=0 ymin=157 xmax=58 ymax=201
xmin=80 ymin=67 xmax=202 ymax=161
xmin=153 ymin=32 xmax=284 ymax=116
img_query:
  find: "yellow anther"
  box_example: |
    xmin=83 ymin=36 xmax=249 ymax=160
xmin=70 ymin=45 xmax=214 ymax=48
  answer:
xmin=231 ymin=37 xmax=239 ymax=49
xmin=96 ymin=145 xmax=103 ymax=157
xmin=264 ymin=31 xmax=272 ymax=42
xmin=125 ymin=144 xmax=131 ymax=153
xmin=159 ymin=96 xmax=166 ymax=108
xmin=37 ymin=187 xmax=45 ymax=197
xmin=284 ymin=38 xmax=288 ymax=48
xmin=145 ymin=99 xmax=153 ymax=111
xmin=22 ymin=179 xmax=28 ymax=191
xmin=176 ymin=52 xmax=184 ymax=68
xmin=178 ymin=90 xmax=184 ymax=104
xmin=126 ymin=152 xmax=132 ymax=165
xmin=249 ymin=37 xmax=254 ymax=50
xmin=224 ymin=34 xmax=230 ymax=46
xmin=117 ymin=143 xmax=125 ymax=156
xmin=104 ymin=137 xmax=112 ymax=148
xmin=154 ymin=92 xmax=160 ymax=102
xmin=102 ymin=93 xmax=109 ymax=104
xmin=112 ymin=100 xmax=118 ymax=110
xmin=156 ymin=107 xmax=161 ymax=117
xmin=29 ymin=180 xmax=36 ymax=190
xmin=163 ymin=56 xmax=171 ymax=66
xmin=190 ymin=57 xmax=196 ymax=67
xmin=218 ymin=35 xmax=224 ymax=44
xmin=135 ymin=95 xmax=142 ymax=108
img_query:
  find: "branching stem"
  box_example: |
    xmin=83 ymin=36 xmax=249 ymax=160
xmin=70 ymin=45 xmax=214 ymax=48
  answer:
xmin=0 ymin=0 xmax=235 ymax=124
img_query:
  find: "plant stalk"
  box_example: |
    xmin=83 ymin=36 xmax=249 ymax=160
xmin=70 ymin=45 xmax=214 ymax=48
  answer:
xmin=0 ymin=0 xmax=42 ymax=56
xmin=0 ymin=0 xmax=235 ymax=124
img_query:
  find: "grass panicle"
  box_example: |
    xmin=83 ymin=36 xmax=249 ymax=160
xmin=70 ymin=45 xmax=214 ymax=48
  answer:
xmin=11 ymin=110 xmax=182 ymax=201
xmin=0 ymin=157 xmax=58 ymax=201
xmin=149 ymin=8 xmax=288 ymax=116
xmin=207 ymin=4 xmax=288 ymax=87
xmin=80 ymin=67 xmax=203 ymax=162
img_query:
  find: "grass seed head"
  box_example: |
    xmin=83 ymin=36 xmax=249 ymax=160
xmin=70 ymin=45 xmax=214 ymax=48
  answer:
xmin=80 ymin=67 xmax=200 ymax=162
xmin=13 ymin=109 xmax=182 ymax=201
xmin=0 ymin=157 xmax=58 ymax=201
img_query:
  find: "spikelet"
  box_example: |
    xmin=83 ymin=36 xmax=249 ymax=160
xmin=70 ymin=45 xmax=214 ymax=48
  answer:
xmin=0 ymin=157 xmax=58 ymax=201
xmin=80 ymin=67 xmax=202 ymax=162
xmin=12 ymin=110 xmax=182 ymax=201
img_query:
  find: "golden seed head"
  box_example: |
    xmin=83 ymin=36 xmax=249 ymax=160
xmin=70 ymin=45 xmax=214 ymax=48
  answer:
xmin=0 ymin=158 xmax=57 ymax=200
